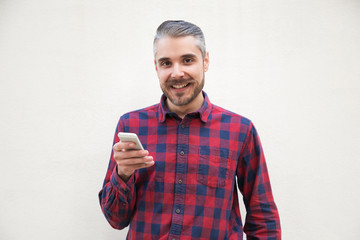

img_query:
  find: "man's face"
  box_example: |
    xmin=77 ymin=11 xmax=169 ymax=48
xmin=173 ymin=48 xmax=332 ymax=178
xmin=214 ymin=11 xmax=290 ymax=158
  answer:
xmin=154 ymin=36 xmax=209 ymax=110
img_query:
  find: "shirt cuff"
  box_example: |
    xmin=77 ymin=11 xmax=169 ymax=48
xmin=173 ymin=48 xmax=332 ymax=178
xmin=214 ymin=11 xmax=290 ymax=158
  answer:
xmin=110 ymin=166 xmax=135 ymax=202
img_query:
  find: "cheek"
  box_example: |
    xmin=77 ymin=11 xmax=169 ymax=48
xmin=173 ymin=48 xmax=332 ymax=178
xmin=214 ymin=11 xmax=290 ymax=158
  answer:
xmin=189 ymin=65 xmax=203 ymax=76
xmin=190 ymin=70 xmax=202 ymax=80
xmin=156 ymin=69 xmax=163 ymax=79
xmin=158 ymin=69 xmax=171 ymax=81
xmin=157 ymin=72 xmax=167 ymax=85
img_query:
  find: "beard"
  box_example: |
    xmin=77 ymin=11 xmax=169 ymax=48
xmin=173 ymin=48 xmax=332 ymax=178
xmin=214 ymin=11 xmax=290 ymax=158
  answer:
xmin=161 ymin=77 xmax=205 ymax=107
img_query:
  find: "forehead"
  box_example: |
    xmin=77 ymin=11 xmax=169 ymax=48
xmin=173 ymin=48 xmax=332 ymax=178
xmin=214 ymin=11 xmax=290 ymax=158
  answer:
xmin=155 ymin=36 xmax=202 ymax=60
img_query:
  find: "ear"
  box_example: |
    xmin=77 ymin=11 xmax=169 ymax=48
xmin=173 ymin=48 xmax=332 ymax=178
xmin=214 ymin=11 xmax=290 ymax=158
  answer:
xmin=154 ymin=59 xmax=158 ymax=71
xmin=203 ymin=52 xmax=209 ymax=72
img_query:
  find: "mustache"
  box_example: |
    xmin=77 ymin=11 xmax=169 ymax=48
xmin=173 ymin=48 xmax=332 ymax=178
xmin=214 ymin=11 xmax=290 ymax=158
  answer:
xmin=166 ymin=78 xmax=193 ymax=86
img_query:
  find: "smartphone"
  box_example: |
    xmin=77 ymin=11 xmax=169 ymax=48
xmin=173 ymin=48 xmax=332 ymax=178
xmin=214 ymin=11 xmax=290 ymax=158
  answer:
xmin=117 ymin=132 xmax=144 ymax=150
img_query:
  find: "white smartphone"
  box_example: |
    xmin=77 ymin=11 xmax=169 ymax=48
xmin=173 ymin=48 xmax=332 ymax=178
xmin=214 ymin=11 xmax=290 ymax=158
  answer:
xmin=117 ymin=132 xmax=144 ymax=150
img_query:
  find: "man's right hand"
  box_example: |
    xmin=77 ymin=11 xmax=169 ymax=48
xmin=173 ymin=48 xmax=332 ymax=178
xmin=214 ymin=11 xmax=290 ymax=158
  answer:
xmin=113 ymin=141 xmax=154 ymax=182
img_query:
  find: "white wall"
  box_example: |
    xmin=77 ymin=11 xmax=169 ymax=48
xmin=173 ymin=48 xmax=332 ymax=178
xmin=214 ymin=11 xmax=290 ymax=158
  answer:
xmin=1 ymin=0 xmax=359 ymax=239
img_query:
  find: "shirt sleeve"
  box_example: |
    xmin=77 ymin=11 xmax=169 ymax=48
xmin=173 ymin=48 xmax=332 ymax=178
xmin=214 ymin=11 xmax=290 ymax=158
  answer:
xmin=98 ymin=119 xmax=137 ymax=230
xmin=237 ymin=122 xmax=281 ymax=239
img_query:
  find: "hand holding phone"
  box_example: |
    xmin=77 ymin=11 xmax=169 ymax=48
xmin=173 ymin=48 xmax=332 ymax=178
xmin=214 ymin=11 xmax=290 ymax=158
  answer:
xmin=113 ymin=132 xmax=152 ymax=182
xmin=117 ymin=132 xmax=144 ymax=150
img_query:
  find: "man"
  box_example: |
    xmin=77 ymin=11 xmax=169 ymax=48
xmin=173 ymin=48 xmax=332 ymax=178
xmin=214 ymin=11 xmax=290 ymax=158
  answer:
xmin=99 ymin=20 xmax=281 ymax=239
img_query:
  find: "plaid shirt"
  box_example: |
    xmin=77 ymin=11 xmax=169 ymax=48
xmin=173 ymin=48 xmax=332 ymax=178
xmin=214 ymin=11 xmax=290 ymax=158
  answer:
xmin=99 ymin=92 xmax=281 ymax=239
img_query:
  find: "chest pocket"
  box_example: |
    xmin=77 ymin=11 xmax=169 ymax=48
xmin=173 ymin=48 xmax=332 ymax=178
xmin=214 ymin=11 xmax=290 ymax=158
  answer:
xmin=197 ymin=146 xmax=231 ymax=188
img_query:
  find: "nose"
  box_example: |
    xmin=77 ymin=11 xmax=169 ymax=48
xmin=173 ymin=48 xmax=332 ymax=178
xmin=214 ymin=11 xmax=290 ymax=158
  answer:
xmin=171 ymin=63 xmax=184 ymax=79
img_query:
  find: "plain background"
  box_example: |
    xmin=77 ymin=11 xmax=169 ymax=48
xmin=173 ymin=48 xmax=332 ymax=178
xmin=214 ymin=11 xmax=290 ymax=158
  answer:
xmin=1 ymin=0 xmax=359 ymax=239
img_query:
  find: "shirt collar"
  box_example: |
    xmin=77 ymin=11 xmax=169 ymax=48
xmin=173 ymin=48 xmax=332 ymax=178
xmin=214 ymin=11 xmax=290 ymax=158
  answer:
xmin=158 ymin=91 xmax=212 ymax=123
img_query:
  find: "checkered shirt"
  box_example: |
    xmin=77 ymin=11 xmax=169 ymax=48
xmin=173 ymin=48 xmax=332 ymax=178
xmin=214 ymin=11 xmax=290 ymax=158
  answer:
xmin=99 ymin=91 xmax=281 ymax=239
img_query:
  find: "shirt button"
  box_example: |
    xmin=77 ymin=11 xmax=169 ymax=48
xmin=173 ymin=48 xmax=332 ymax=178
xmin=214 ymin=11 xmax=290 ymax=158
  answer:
xmin=175 ymin=209 xmax=181 ymax=214
xmin=178 ymin=179 xmax=183 ymax=184
xmin=180 ymin=151 xmax=185 ymax=156
xmin=181 ymin=124 xmax=185 ymax=129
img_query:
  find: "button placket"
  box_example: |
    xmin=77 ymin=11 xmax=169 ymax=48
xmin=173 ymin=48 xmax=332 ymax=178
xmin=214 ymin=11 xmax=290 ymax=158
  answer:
xmin=169 ymin=122 xmax=189 ymax=237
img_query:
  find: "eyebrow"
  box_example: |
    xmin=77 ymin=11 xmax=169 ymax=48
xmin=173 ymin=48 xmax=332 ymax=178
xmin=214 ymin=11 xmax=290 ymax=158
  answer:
xmin=157 ymin=54 xmax=198 ymax=63
xmin=181 ymin=54 xmax=197 ymax=59
xmin=157 ymin=57 xmax=170 ymax=63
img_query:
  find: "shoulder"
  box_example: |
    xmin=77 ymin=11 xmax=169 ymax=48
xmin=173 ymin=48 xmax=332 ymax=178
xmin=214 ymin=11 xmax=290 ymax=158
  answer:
xmin=211 ymin=104 xmax=252 ymax=127
xmin=116 ymin=103 xmax=160 ymax=132
xmin=209 ymin=104 xmax=259 ymax=148
xmin=120 ymin=103 xmax=160 ymax=121
xmin=210 ymin=104 xmax=258 ymax=143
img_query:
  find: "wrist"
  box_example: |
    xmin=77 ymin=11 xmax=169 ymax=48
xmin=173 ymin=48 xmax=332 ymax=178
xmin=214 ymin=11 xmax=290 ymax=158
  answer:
xmin=117 ymin=166 xmax=133 ymax=183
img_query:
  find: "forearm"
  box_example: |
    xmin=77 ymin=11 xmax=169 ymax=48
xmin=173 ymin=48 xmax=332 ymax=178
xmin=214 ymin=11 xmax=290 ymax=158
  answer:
xmin=99 ymin=167 xmax=136 ymax=230
xmin=242 ymin=163 xmax=281 ymax=239
xmin=238 ymin=123 xmax=281 ymax=239
xmin=244 ymin=197 xmax=281 ymax=239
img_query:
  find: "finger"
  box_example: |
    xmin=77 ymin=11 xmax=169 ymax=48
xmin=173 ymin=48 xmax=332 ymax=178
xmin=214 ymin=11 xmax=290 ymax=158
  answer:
xmin=134 ymin=160 xmax=155 ymax=169
xmin=122 ymin=160 xmax=155 ymax=172
xmin=114 ymin=149 xmax=149 ymax=160
xmin=113 ymin=141 xmax=136 ymax=151
xmin=117 ymin=156 xmax=153 ymax=166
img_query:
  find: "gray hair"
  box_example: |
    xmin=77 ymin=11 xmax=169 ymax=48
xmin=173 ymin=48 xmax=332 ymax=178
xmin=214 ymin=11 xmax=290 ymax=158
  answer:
xmin=153 ymin=20 xmax=206 ymax=58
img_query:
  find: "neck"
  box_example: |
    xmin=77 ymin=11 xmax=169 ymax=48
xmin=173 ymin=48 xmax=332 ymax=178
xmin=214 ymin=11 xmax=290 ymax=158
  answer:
xmin=166 ymin=92 xmax=204 ymax=119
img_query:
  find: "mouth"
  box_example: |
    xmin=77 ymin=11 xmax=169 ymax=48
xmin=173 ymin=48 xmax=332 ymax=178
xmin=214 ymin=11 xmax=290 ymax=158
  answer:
xmin=171 ymin=83 xmax=190 ymax=89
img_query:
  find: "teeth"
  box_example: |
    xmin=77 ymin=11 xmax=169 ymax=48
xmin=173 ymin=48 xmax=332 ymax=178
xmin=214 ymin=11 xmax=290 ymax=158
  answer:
xmin=172 ymin=83 xmax=188 ymax=89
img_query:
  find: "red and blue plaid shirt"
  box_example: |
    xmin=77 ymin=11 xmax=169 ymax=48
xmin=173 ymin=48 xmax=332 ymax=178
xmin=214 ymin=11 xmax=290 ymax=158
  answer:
xmin=99 ymin=92 xmax=281 ymax=239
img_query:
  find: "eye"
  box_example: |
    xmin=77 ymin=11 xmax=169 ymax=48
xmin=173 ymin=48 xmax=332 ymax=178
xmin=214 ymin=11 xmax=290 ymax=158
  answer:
xmin=160 ymin=61 xmax=171 ymax=67
xmin=183 ymin=58 xmax=194 ymax=64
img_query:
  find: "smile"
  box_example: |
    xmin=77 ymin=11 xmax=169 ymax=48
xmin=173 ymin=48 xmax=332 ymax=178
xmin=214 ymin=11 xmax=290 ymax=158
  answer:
xmin=172 ymin=83 xmax=189 ymax=89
